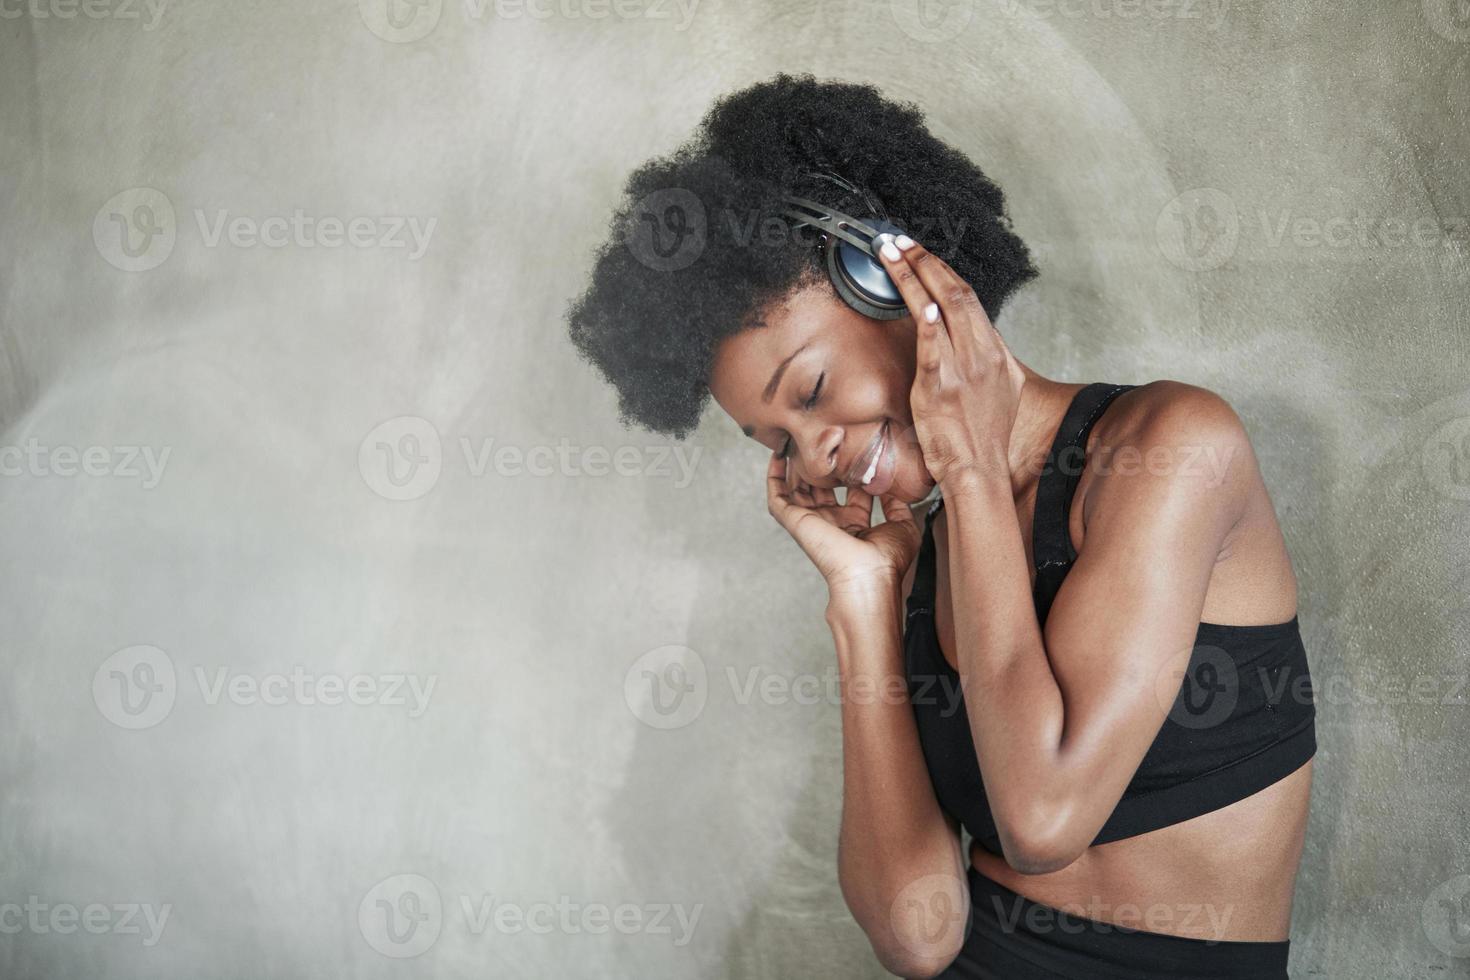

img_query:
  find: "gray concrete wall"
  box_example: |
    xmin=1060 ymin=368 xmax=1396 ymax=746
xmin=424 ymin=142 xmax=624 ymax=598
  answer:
xmin=1 ymin=1 xmax=1467 ymax=977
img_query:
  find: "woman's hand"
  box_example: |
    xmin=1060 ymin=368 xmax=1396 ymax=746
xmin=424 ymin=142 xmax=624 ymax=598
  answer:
xmin=765 ymin=452 xmax=921 ymax=598
xmin=877 ymin=236 xmax=1027 ymax=487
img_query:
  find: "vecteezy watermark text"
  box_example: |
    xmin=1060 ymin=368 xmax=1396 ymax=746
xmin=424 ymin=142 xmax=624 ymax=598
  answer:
xmin=93 ymin=188 xmax=438 ymax=272
xmin=988 ymin=893 xmax=1236 ymax=941
xmin=193 ymin=209 xmax=436 ymax=260
xmin=1005 ymin=0 xmax=1229 ymax=30
xmin=0 ymin=439 xmax=169 ymax=488
xmin=0 ymin=0 xmax=168 ymax=28
xmin=357 ymin=874 xmax=701 ymax=958
xmin=359 ymin=417 xmax=704 ymax=501
xmin=0 ymin=898 xmax=171 ymax=946
xmin=92 ymin=645 xmax=438 ymax=730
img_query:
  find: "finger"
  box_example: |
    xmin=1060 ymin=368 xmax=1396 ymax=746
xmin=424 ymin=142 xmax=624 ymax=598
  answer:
xmin=876 ymin=235 xmax=957 ymax=384
xmin=878 ymin=493 xmax=916 ymax=526
xmin=775 ymin=452 xmax=818 ymax=507
xmin=875 ymin=233 xmax=939 ymax=329
xmin=844 ymin=485 xmax=874 ymax=522
xmin=766 ymin=453 xmax=800 ymax=528
xmin=891 ymin=237 xmax=994 ymax=365
xmin=811 ymin=486 xmax=839 ymax=509
xmin=766 ymin=450 xmax=786 ymax=489
xmin=912 ymin=280 xmax=956 ymax=388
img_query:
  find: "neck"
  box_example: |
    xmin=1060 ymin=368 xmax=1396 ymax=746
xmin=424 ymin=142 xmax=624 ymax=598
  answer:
xmin=1002 ymin=362 xmax=1084 ymax=502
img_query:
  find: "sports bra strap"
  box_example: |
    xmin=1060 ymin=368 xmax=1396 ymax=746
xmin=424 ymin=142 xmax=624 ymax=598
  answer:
xmin=904 ymin=493 xmax=946 ymax=618
xmin=1032 ymin=382 xmax=1137 ymax=627
xmin=904 ymin=382 xmax=1137 ymax=627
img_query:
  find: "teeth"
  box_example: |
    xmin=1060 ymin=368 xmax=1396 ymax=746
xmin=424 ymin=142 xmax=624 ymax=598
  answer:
xmin=861 ymin=429 xmax=884 ymax=486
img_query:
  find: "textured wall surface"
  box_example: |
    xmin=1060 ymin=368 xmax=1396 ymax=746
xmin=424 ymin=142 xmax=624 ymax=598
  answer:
xmin=2 ymin=1 xmax=1468 ymax=977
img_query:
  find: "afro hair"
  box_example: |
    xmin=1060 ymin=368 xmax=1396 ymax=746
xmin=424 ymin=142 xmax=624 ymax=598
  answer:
xmin=566 ymin=72 xmax=1037 ymax=439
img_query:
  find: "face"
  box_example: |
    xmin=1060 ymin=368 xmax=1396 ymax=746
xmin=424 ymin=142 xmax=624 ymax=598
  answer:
xmin=708 ymin=277 xmax=937 ymax=504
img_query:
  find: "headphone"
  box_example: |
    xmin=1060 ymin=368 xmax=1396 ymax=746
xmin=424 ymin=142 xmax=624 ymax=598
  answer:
xmin=781 ymin=171 xmax=908 ymax=320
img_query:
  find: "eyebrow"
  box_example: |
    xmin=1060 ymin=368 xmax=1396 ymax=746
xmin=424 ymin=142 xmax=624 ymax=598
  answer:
xmin=741 ymin=342 xmax=810 ymax=438
xmin=764 ymin=342 xmax=811 ymax=404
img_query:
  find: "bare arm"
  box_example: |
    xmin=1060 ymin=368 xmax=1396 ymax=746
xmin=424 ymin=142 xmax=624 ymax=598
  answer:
xmin=943 ymin=388 xmax=1250 ymax=874
xmin=827 ymin=574 xmax=969 ymax=978
xmin=759 ymin=453 xmax=971 ymax=977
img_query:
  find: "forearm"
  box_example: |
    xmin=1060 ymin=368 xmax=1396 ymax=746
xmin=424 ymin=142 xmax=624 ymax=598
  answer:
xmin=942 ymin=469 xmax=1078 ymax=865
xmin=826 ymin=582 xmax=968 ymax=973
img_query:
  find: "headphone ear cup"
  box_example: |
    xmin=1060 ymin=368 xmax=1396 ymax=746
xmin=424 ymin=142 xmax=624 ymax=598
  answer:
xmin=826 ymin=218 xmax=908 ymax=320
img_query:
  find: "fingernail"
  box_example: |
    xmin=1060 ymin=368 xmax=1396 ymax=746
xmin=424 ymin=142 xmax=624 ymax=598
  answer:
xmin=924 ymin=302 xmax=940 ymax=323
xmin=880 ymin=240 xmax=901 ymax=262
xmin=896 ymin=234 xmax=916 ymax=250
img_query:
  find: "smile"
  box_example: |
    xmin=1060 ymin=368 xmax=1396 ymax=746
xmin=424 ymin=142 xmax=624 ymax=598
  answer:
xmin=851 ymin=421 xmax=890 ymax=490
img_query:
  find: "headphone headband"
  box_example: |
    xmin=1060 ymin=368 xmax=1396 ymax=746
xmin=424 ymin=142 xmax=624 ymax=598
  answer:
xmin=779 ymin=169 xmax=907 ymax=320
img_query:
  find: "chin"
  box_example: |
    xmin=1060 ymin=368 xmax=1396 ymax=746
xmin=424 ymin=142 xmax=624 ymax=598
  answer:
xmin=894 ymin=438 xmax=938 ymax=504
xmin=890 ymin=455 xmax=937 ymax=505
xmin=906 ymin=472 xmax=940 ymax=505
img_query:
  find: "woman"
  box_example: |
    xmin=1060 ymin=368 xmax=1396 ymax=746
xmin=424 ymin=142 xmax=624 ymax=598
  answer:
xmin=567 ymin=73 xmax=1316 ymax=979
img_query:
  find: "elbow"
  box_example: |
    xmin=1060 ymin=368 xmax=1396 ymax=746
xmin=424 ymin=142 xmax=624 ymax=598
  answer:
xmin=872 ymin=936 xmax=965 ymax=980
xmin=1002 ymin=839 xmax=1085 ymax=877
xmin=847 ymin=869 xmax=969 ymax=979
xmin=996 ymin=811 xmax=1089 ymax=876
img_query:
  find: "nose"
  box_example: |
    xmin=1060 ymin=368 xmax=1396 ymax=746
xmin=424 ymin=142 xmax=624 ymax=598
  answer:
xmin=794 ymin=423 xmax=843 ymax=485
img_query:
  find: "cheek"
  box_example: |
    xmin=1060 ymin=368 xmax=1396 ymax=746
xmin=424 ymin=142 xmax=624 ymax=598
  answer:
xmin=880 ymin=358 xmax=916 ymax=423
xmin=843 ymin=353 xmax=913 ymax=420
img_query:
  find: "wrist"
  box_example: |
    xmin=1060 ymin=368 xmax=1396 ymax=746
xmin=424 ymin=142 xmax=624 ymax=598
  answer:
xmin=824 ymin=572 xmax=903 ymax=623
xmin=940 ymin=459 xmax=1007 ymax=501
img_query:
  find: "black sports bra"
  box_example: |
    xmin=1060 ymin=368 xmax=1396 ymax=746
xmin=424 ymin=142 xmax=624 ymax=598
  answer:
xmin=903 ymin=382 xmax=1317 ymax=856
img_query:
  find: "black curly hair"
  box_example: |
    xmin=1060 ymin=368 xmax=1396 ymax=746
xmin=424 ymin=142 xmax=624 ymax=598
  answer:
xmin=566 ymin=72 xmax=1038 ymax=440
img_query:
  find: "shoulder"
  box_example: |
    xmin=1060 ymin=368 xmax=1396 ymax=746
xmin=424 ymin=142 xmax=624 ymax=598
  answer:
xmin=1084 ymin=380 xmax=1257 ymax=523
xmin=1099 ymin=380 xmax=1249 ymax=450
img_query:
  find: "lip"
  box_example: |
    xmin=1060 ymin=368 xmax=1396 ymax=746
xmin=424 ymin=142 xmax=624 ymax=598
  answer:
xmin=845 ymin=420 xmax=892 ymax=492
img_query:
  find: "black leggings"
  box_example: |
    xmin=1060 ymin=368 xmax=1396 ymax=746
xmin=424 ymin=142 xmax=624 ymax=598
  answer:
xmin=935 ymin=867 xmax=1291 ymax=979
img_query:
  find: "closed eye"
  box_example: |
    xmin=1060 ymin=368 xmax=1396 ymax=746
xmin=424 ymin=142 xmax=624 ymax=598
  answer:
xmin=779 ymin=372 xmax=825 ymax=459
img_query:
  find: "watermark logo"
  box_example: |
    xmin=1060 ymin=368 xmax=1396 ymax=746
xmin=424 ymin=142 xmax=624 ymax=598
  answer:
xmin=723 ymin=205 xmax=971 ymax=261
xmin=1422 ymin=413 xmax=1470 ymax=501
xmin=359 ymin=416 xmax=444 ymax=501
xmin=1423 ymin=0 xmax=1470 ymax=42
xmin=93 ymin=648 xmax=437 ymax=728
xmin=459 ymin=893 xmax=702 ymax=943
xmin=989 ymin=893 xmax=1235 ymax=940
xmin=92 ymin=645 xmax=177 ymax=730
xmin=93 ymin=187 xmax=176 ymax=273
xmin=1157 ymin=643 xmax=1238 ymax=730
xmin=1423 ymin=874 xmax=1470 ymax=958
xmin=96 ymin=189 xmax=436 ymax=269
xmin=624 ymin=188 xmax=706 ymax=272
xmin=624 ymin=645 xmax=707 ymax=729
xmin=357 ymin=875 xmax=702 ymax=950
xmin=359 ymin=873 xmax=443 ymax=958
xmin=358 ymin=422 xmax=703 ymax=500
xmin=1157 ymin=188 xmax=1467 ymax=271
xmin=359 ymin=0 xmax=442 ymax=41
xmin=889 ymin=0 xmax=974 ymax=43
xmin=889 ymin=873 xmax=969 ymax=960
xmin=1155 ymin=187 xmax=1240 ymax=272
xmin=1003 ymin=0 xmax=1230 ymax=30
xmin=460 ymin=0 xmax=701 ymax=30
